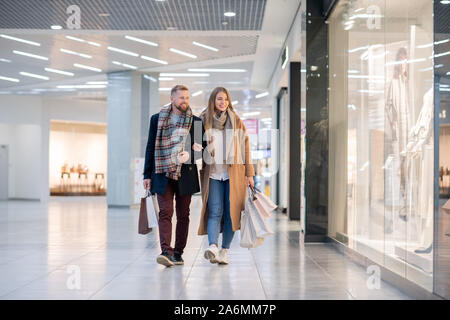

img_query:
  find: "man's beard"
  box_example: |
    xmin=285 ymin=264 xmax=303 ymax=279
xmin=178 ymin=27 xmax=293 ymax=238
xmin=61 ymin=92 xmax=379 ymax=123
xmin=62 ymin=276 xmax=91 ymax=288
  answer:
xmin=174 ymin=103 xmax=188 ymax=113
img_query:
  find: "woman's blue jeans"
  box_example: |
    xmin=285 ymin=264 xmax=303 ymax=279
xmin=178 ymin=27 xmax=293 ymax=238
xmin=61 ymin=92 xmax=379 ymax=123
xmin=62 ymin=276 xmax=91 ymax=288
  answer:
xmin=207 ymin=178 xmax=234 ymax=249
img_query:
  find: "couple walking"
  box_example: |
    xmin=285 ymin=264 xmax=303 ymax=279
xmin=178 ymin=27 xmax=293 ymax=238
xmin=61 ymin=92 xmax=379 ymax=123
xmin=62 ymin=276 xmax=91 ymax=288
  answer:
xmin=143 ymin=85 xmax=255 ymax=267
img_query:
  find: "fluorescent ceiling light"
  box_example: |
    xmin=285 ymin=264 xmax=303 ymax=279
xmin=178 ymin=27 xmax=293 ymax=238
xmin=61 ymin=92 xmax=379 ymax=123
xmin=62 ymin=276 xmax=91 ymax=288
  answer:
xmin=188 ymin=68 xmax=246 ymax=73
xmin=159 ymin=88 xmax=171 ymax=91
xmin=57 ymin=84 xmax=106 ymax=89
xmin=261 ymin=118 xmax=272 ymax=122
xmin=73 ymin=63 xmax=102 ymax=72
xmin=125 ymin=35 xmax=158 ymax=47
xmin=160 ymin=73 xmax=209 ymax=77
xmin=0 ymin=58 xmax=11 ymax=63
xmin=192 ymin=90 xmax=203 ymax=97
xmin=0 ymin=34 xmax=40 ymax=46
xmin=158 ymin=77 xmax=174 ymax=81
xmin=108 ymin=46 xmax=139 ymax=57
xmin=60 ymin=48 xmax=92 ymax=59
xmin=66 ymin=36 xmax=85 ymax=42
xmin=169 ymin=48 xmax=197 ymax=59
xmin=281 ymin=46 xmax=289 ymax=69
xmin=224 ymin=12 xmax=236 ymax=17
xmin=141 ymin=55 xmax=168 ymax=65
xmin=192 ymin=41 xmax=219 ymax=52
xmin=19 ymin=72 xmax=49 ymax=80
xmin=243 ymin=112 xmax=260 ymax=117
xmin=13 ymin=50 xmax=48 ymax=61
xmin=87 ymin=41 xmax=101 ymax=47
xmin=65 ymin=36 xmax=101 ymax=47
xmin=112 ymin=60 xmax=137 ymax=69
xmin=255 ymin=92 xmax=269 ymax=99
xmin=0 ymin=75 xmax=19 ymax=82
xmin=348 ymin=70 xmax=359 ymax=73
xmin=232 ymin=100 xmax=239 ymax=105
xmin=86 ymin=81 xmax=108 ymax=85
xmin=143 ymin=74 xmax=157 ymax=82
xmin=45 ymin=68 xmax=74 ymax=76
xmin=51 ymin=25 xmax=62 ymax=30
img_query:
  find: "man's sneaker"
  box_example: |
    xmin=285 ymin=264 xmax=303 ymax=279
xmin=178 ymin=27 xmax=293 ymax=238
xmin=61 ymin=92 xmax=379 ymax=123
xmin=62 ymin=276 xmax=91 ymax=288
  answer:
xmin=156 ymin=251 xmax=175 ymax=267
xmin=218 ymin=248 xmax=229 ymax=265
xmin=204 ymin=244 xmax=219 ymax=264
xmin=173 ymin=251 xmax=184 ymax=265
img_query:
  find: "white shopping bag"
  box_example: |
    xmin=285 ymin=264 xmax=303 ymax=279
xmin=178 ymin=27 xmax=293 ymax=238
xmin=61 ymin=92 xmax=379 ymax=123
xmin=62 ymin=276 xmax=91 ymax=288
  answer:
xmin=240 ymin=188 xmax=271 ymax=248
xmin=253 ymin=188 xmax=278 ymax=218
xmin=146 ymin=193 xmax=159 ymax=229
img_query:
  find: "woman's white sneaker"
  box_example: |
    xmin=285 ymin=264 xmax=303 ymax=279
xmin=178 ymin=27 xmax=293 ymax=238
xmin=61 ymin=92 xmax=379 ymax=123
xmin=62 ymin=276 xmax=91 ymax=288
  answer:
xmin=204 ymin=244 xmax=219 ymax=263
xmin=218 ymin=249 xmax=229 ymax=265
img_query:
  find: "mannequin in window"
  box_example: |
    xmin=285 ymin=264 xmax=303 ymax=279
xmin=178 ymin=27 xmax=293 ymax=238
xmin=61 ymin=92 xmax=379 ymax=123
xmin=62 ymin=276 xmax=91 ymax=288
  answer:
xmin=404 ymin=88 xmax=433 ymax=254
xmin=385 ymin=47 xmax=412 ymax=231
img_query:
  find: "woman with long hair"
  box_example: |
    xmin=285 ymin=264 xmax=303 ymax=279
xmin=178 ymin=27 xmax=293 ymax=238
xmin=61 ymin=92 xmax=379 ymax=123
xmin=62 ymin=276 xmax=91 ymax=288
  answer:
xmin=198 ymin=87 xmax=255 ymax=265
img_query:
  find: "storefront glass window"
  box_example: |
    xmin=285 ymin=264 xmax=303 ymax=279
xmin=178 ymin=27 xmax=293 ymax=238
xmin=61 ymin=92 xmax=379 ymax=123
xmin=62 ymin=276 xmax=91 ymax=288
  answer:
xmin=328 ymin=0 xmax=434 ymax=291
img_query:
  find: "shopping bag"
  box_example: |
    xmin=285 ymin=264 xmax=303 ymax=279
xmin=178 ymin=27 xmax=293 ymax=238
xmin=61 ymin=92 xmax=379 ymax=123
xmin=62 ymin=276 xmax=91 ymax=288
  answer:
xmin=253 ymin=187 xmax=277 ymax=218
xmin=240 ymin=188 xmax=271 ymax=248
xmin=138 ymin=191 xmax=159 ymax=234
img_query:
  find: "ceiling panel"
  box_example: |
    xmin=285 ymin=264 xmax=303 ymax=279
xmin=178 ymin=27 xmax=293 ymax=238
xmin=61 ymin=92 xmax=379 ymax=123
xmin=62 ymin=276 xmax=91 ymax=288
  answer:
xmin=0 ymin=0 xmax=267 ymax=31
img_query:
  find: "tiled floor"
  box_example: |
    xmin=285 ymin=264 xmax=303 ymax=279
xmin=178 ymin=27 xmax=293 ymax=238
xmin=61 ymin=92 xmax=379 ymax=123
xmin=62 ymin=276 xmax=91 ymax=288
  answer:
xmin=0 ymin=196 xmax=412 ymax=300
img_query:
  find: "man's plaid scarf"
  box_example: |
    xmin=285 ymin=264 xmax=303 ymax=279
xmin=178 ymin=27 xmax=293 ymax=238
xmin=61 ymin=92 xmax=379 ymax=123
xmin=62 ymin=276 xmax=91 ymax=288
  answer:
xmin=154 ymin=103 xmax=193 ymax=180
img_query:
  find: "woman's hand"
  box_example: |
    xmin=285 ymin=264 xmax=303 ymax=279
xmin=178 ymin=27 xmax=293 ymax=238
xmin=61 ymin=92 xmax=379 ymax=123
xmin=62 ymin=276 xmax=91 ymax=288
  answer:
xmin=246 ymin=176 xmax=254 ymax=189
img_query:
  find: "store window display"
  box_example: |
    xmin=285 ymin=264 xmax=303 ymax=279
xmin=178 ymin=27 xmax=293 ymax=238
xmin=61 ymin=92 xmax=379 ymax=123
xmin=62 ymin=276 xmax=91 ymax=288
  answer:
xmin=328 ymin=0 xmax=434 ymax=291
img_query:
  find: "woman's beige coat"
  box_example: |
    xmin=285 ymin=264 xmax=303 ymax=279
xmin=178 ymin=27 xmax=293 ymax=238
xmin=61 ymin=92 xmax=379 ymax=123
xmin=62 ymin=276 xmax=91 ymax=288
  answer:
xmin=197 ymin=110 xmax=255 ymax=235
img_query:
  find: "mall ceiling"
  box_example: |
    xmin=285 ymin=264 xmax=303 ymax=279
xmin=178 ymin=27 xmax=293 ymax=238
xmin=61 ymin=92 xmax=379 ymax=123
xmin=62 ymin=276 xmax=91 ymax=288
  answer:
xmin=0 ymin=0 xmax=301 ymax=117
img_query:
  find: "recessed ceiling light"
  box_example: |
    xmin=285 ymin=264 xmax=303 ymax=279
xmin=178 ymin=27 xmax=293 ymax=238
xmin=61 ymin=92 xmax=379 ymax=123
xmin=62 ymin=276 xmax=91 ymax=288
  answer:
xmin=107 ymin=46 xmax=139 ymax=57
xmin=51 ymin=25 xmax=62 ymax=30
xmin=60 ymin=48 xmax=92 ymax=59
xmin=73 ymin=63 xmax=102 ymax=72
xmin=166 ymin=27 xmax=177 ymax=31
xmin=87 ymin=41 xmax=101 ymax=47
xmin=255 ymin=92 xmax=269 ymax=99
xmin=159 ymin=88 xmax=172 ymax=91
xmin=232 ymin=100 xmax=239 ymax=105
xmin=160 ymin=73 xmax=209 ymax=77
xmin=141 ymin=55 xmax=168 ymax=65
xmin=98 ymin=13 xmax=110 ymax=17
xmin=45 ymin=68 xmax=74 ymax=76
xmin=0 ymin=75 xmax=19 ymax=82
xmin=222 ymin=21 xmax=228 ymax=25
xmin=0 ymin=58 xmax=11 ymax=63
xmin=0 ymin=34 xmax=40 ymax=46
xmin=159 ymin=77 xmax=174 ymax=81
xmin=125 ymin=35 xmax=158 ymax=47
xmin=192 ymin=90 xmax=203 ymax=97
xmin=19 ymin=72 xmax=49 ymax=80
xmin=188 ymin=68 xmax=246 ymax=73
xmin=224 ymin=12 xmax=236 ymax=17
xmin=169 ymin=48 xmax=197 ymax=59
xmin=192 ymin=41 xmax=219 ymax=52
xmin=13 ymin=50 xmax=48 ymax=61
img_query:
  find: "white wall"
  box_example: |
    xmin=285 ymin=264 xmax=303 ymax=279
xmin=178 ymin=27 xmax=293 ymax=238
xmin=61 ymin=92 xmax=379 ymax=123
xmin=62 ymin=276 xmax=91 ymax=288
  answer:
xmin=0 ymin=95 xmax=107 ymax=200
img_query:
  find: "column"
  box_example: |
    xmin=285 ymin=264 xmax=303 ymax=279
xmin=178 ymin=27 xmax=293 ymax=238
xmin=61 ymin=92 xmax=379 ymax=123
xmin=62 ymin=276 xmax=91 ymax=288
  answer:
xmin=106 ymin=71 xmax=159 ymax=207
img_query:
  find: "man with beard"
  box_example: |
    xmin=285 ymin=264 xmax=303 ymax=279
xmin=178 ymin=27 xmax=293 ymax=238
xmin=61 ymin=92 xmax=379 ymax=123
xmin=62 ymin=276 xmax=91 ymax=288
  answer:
xmin=143 ymin=85 xmax=204 ymax=267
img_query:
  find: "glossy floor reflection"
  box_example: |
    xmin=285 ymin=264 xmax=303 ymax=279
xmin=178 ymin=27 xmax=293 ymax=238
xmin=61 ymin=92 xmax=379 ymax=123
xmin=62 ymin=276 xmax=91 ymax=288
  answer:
xmin=0 ymin=196 xmax=412 ymax=300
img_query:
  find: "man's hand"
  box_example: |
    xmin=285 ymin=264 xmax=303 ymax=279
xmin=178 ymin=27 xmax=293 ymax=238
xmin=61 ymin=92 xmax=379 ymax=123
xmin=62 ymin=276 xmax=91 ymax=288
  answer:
xmin=246 ymin=176 xmax=254 ymax=189
xmin=192 ymin=143 xmax=203 ymax=152
xmin=143 ymin=179 xmax=151 ymax=190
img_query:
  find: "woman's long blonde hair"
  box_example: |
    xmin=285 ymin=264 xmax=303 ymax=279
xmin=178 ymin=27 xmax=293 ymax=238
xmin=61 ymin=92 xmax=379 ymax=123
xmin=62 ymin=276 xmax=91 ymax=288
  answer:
xmin=202 ymin=87 xmax=235 ymax=130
